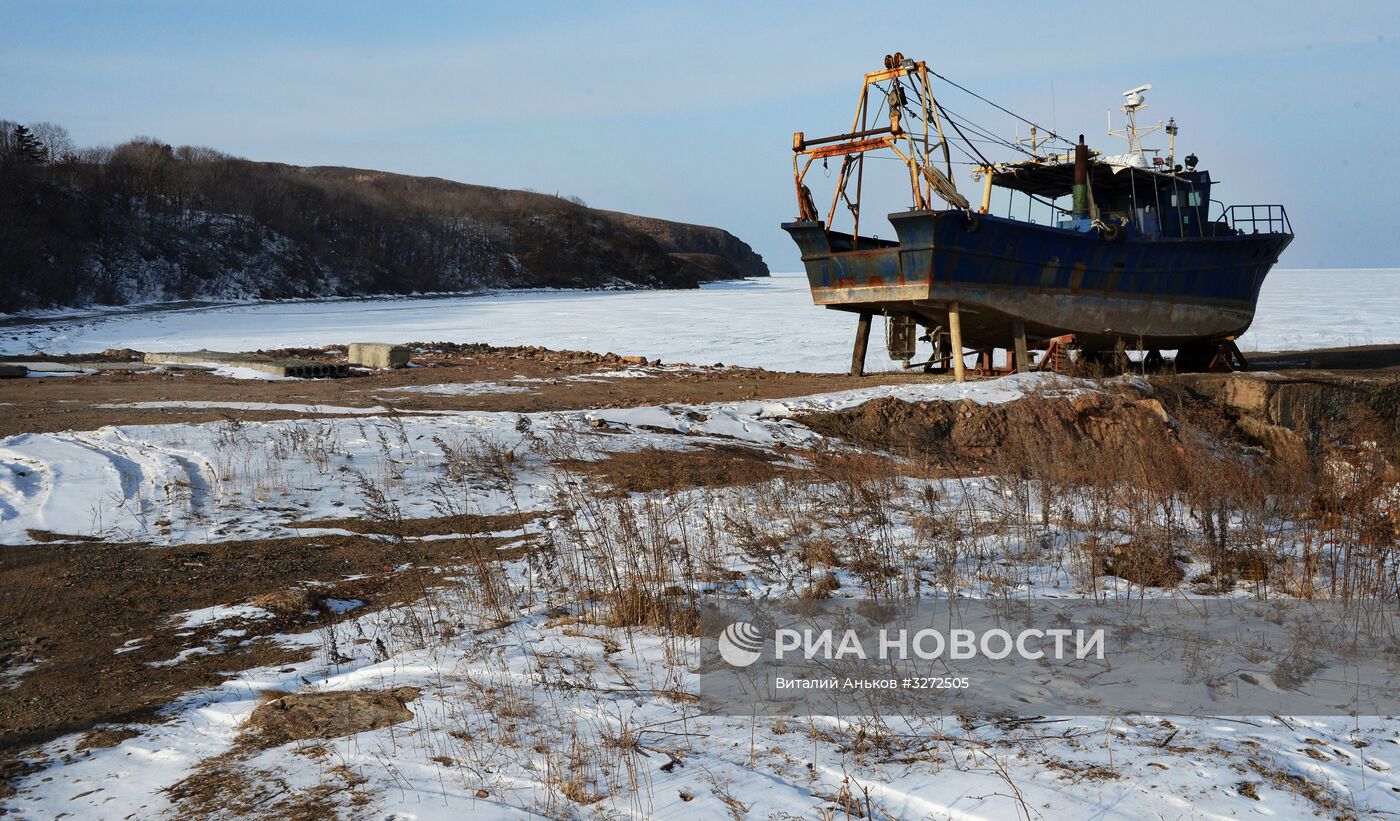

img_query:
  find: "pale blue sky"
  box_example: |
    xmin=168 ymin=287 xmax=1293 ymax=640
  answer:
xmin=2 ymin=1 xmax=1396 ymax=270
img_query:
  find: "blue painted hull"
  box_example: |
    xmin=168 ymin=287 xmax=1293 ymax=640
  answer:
xmin=784 ymin=210 xmax=1293 ymax=350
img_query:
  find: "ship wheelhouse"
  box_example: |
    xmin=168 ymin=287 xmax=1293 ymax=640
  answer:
xmin=987 ymin=159 xmax=1288 ymax=241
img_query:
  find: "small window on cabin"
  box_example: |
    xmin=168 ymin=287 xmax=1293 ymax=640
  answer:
xmin=1169 ymin=192 xmax=1180 ymax=206
xmin=1187 ymin=191 xmax=1202 ymax=207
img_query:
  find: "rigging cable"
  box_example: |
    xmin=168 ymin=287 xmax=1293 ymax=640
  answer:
xmin=926 ymin=68 xmax=1074 ymax=148
xmin=933 ymin=98 xmax=995 ymax=169
xmin=938 ymin=104 xmax=1040 ymax=160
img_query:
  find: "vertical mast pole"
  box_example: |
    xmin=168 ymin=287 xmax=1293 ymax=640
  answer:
xmin=920 ymin=68 xmax=931 ymax=206
xmin=852 ymin=85 xmax=867 ymax=245
xmin=920 ymin=62 xmax=952 ymax=181
xmin=1072 ymin=134 xmax=1090 ymax=219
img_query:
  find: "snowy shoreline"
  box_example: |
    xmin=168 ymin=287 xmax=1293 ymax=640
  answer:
xmin=4 ymin=270 xmax=1397 ymax=373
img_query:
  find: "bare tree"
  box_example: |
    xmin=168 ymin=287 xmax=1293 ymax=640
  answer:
xmin=174 ymin=144 xmax=227 ymax=164
xmin=77 ymin=144 xmax=113 ymax=164
xmin=28 ymin=121 xmax=74 ymax=164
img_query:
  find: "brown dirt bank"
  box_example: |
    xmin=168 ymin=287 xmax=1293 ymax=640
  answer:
xmin=800 ymin=388 xmax=1181 ymax=466
xmin=0 ymin=342 xmax=933 ymax=437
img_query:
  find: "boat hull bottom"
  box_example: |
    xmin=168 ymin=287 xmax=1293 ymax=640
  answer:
xmin=785 ymin=211 xmax=1292 ymax=353
xmin=815 ymin=287 xmax=1257 ymax=351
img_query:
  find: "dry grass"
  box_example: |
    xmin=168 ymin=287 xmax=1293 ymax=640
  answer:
xmin=555 ymin=443 xmax=797 ymax=495
xmin=803 ymin=384 xmax=1400 ymax=600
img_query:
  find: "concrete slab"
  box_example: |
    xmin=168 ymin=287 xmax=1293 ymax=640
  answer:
xmin=5 ymin=362 xmax=89 ymax=374
xmin=144 ymin=351 xmax=348 ymax=378
xmin=347 ymin=343 xmax=411 ymax=369
xmin=5 ymin=361 xmax=188 ymax=373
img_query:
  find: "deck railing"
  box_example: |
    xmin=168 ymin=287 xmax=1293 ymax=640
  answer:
xmin=1216 ymin=204 xmax=1292 ymax=235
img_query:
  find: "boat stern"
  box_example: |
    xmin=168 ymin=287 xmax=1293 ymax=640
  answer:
xmin=782 ymin=213 xmax=939 ymax=308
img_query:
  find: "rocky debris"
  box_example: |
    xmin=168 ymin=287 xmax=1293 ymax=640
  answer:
xmin=249 ymin=345 xmax=346 ymax=361
xmin=0 ymin=348 xmax=143 ymax=364
xmin=0 ymin=758 xmax=44 ymax=799
xmin=243 ymin=688 xmax=421 ymax=744
xmin=405 ymin=342 xmax=672 ymax=370
xmin=413 ymin=342 xmax=617 ymax=365
xmin=1 ymin=635 xmax=49 ymax=675
xmin=249 ymin=588 xmax=322 ymax=618
xmin=1176 ymin=372 xmax=1400 ymax=446
xmin=5 ymin=361 xmax=178 ymax=374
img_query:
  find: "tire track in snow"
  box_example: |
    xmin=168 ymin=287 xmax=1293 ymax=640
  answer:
xmin=0 ymin=447 xmax=50 ymax=524
xmin=74 ymin=429 xmax=223 ymax=541
xmin=0 ymin=429 xmax=223 ymax=543
xmin=67 ymin=433 xmax=143 ymax=503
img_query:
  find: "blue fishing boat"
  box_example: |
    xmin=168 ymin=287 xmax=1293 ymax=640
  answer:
xmin=783 ymin=54 xmax=1293 ymax=376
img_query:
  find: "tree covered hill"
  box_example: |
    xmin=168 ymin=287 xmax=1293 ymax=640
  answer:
xmin=0 ymin=122 xmax=767 ymax=312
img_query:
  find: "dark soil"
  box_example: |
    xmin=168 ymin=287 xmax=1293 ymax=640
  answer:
xmin=0 ymin=343 xmax=927 ymax=437
xmin=0 ymin=516 xmax=531 ymax=758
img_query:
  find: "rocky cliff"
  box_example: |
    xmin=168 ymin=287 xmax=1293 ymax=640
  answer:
xmin=600 ymin=210 xmax=769 ymax=282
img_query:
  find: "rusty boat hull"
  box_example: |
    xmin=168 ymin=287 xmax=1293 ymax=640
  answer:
xmin=784 ymin=209 xmax=1293 ymax=351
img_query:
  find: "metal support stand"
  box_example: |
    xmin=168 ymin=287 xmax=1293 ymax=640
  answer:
xmin=1036 ymin=334 xmax=1076 ymax=373
xmin=1175 ymin=338 xmax=1248 ymax=373
xmin=1211 ymin=339 xmax=1249 ymax=372
xmin=850 ymin=312 xmax=873 ymax=376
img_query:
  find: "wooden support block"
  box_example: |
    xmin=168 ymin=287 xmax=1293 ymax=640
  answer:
xmin=850 ymin=312 xmax=873 ymax=377
xmin=948 ymin=301 xmax=966 ymax=383
xmin=1012 ymin=320 xmax=1030 ymax=373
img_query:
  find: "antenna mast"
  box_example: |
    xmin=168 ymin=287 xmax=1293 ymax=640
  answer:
xmin=1108 ymin=84 xmax=1164 ymax=157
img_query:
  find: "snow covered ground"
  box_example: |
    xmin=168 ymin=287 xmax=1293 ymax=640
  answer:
xmin=0 ymin=375 xmax=1055 ymax=546
xmin=3 ymin=269 xmax=1396 ymax=372
xmin=21 ymin=603 xmax=1399 ymax=819
xmin=4 ymin=374 xmax=1398 ymax=819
